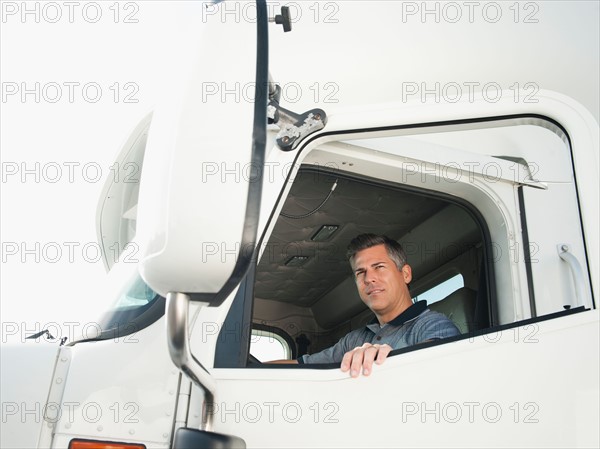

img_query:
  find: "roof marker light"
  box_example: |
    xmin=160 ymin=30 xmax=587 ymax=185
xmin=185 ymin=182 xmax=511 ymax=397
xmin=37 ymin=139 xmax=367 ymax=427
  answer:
xmin=285 ymin=256 xmax=310 ymax=267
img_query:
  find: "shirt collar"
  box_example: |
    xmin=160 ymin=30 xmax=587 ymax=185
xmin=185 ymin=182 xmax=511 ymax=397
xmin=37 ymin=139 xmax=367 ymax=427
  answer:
xmin=368 ymin=300 xmax=428 ymax=328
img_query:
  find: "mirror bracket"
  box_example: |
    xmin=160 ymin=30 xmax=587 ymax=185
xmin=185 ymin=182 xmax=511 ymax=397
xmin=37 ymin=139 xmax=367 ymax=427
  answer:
xmin=166 ymin=292 xmax=216 ymax=431
xmin=268 ymin=98 xmax=327 ymax=151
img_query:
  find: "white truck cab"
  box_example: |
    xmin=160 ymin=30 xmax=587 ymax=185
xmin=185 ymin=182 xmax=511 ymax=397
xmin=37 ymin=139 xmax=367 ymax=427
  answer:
xmin=2 ymin=1 xmax=598 ymax=448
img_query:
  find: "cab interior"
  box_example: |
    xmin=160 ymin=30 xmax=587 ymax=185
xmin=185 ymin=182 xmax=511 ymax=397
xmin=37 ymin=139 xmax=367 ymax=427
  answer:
xmin=240 ymin=166 xmax=492 ymax=363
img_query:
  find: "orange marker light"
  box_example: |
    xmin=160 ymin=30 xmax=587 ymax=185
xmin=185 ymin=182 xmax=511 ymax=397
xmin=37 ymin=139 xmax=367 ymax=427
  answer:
xmin=69 ymin=439 xmax=146 ymax=449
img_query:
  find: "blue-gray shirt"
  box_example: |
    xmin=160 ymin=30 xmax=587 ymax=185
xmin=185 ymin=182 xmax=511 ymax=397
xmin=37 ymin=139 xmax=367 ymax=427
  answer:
xmin=298 ymin=301 xmax=459 ymax=364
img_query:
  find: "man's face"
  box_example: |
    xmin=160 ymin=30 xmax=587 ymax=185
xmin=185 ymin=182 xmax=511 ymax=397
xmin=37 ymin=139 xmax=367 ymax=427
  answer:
xmin=352 ymin=244 xmax=413 ymax=320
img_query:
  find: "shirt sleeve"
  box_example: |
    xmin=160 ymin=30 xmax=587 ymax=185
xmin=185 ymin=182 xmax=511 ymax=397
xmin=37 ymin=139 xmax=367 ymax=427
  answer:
xmin=411 ymin=310 xmax=460 ymax=343
xmin=299 ymin=331 xmax=361 ymax=364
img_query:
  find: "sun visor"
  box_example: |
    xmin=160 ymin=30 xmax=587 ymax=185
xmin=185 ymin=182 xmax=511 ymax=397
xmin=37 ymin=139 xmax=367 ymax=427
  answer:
xmin=137 ymin=4 xmax=266 ymax=299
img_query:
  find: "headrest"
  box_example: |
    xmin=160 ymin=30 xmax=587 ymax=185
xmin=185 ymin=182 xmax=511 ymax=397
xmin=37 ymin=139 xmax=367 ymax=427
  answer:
xmin=429 ymin=287 xmax=477 ymax=334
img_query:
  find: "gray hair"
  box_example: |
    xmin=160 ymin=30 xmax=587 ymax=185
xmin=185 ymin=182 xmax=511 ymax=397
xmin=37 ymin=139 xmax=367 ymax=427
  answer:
xmin=347 ymin=234 xmax=407 ymax=270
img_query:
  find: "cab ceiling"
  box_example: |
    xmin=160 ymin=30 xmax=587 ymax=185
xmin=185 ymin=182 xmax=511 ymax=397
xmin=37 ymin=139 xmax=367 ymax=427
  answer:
xmin=254 ymin=169 xmax=450 ymax=308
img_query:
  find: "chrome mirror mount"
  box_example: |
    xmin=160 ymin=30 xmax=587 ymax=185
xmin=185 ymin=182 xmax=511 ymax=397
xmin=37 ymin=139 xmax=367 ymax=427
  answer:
xmin=166 ymin=292 xmax=217 ymax=431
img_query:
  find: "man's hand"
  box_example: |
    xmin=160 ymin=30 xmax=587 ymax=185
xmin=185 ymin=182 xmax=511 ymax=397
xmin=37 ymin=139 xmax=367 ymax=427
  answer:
xmin=340 ymin=343 xmax=392 ymax=378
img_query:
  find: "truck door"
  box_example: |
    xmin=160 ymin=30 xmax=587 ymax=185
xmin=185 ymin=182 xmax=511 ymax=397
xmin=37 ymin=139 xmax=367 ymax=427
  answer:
xmin=204 ymin=101 xmax=598 ymax=448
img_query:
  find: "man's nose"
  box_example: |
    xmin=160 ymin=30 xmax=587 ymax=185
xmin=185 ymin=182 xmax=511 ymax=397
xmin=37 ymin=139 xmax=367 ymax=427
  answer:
xmin=363 ymin=269 xmax=376 ymax=284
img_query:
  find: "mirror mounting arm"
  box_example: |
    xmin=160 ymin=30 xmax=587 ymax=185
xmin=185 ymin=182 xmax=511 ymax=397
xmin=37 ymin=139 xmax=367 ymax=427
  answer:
xmin=268 ymin=96 xmax=328 ymax=151
xmin=166 ymin=292 xmax=217 ymax=431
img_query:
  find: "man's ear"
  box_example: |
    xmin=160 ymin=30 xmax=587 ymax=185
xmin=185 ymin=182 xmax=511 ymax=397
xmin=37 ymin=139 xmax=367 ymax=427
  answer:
xmin=402 ymin=264 xmax=412 ymax=284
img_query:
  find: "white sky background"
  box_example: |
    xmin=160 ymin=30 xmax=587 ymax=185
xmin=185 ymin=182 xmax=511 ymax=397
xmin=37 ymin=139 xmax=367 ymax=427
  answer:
xmin=1 ymin=1 xmax=599 ymax=345
xmin=1 ymin=2 xmax=205 ymax=342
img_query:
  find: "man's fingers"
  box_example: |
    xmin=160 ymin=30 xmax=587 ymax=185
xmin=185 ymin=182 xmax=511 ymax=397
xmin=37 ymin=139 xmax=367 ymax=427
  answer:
xmin=361 ymin=345 xmax=380 ymax=376
xmin=340 ymin=344 xmax=392 ymax=377
xmin=340 ymin=350 xmax=354 ymax=372
xmin=375 ymin=344 xmax=392 ymax=365
xmin=349 ymin=347 xmax=366 ymax=378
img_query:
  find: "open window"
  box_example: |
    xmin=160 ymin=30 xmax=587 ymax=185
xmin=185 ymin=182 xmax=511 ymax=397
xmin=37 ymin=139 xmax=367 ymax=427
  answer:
xmin=413 ymin=273 xmax=465 ymax=305
xmin=249 ymin=167 xmax=489 ymax=360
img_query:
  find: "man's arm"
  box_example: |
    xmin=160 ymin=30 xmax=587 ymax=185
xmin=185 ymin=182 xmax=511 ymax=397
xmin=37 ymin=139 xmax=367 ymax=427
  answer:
xmin=266 ymin=359 xmax=298 ymax=364
xmin=267 ymin=336 xmax=349 ymax=366
xmin=269 ymin=332 xmax=385 ymax=376
xmin=268 ymin=347 xmax=386 ymax=376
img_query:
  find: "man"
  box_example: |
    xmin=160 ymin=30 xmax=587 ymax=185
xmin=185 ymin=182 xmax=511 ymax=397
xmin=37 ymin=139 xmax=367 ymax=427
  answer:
xmin=271 ymin=234 xmax=460 ymax=377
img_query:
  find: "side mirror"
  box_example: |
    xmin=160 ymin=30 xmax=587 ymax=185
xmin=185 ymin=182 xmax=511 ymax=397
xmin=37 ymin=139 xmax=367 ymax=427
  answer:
xmin=137 ymin=1 xmax=269 ymax=306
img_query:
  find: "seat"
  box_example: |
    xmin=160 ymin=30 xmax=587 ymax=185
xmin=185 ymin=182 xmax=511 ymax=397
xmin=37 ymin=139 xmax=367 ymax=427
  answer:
xmin=429 ymin=287 xmax=477 ymax=334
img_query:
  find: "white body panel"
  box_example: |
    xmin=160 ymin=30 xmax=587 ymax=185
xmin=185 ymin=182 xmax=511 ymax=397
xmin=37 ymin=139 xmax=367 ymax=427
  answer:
xmin=212 ymin=310 xmax=599 ymax=448
xmin=0 ymin=342 xmax=60 ymax=449
xmin=48 ymin=318 xmax=180 ymax=449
